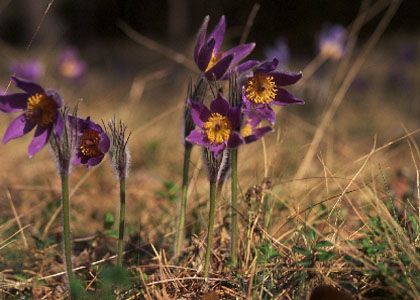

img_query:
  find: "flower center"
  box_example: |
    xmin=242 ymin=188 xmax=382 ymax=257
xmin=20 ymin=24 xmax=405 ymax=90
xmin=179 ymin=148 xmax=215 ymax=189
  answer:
xmin=60 ymin=61 xmax=79 ymax=78
xmin=205 ymin=52 xmax=220 ymax=72
xmin=321 ymin=42 xmax=343 ymax=60
xmin=204 ymin=113 xmax=231 ymax=144
xmin=240 ymin=123 xmax=253 ymax=138
xmin=245 ymin=73 xmax=278 ymax=104
xmin=26 ymin=93 xmax=57 ymax=126
xmin=80 ymin=129 xmax=101 ymax=157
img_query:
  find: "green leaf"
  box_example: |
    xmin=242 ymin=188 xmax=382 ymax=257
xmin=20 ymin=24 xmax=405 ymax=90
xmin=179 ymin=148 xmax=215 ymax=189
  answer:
xmin=317 ymin=250 xmax=335 ymax=261
xmin=315 ymin=240 xmax=333 ymax=249
xmin=292 ymin=246 xmax=311 ymax=257
xmin=103 ymin=212 xmax=115 ymax=230
xmin=306 ymin=229 xmax=317 ymax=241
xmin=298 ymin=256 xmax=314 ymax=267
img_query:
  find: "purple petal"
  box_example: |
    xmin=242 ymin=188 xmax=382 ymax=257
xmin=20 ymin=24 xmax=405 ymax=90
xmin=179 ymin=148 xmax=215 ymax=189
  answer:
xmin=208 ymin=15 xmax=225 ymax=54
xmin=2 ymin=114 xmax=35 ymax=143
xmin=227 ymin=106 xmax=241 ymax=130
xmin=11 ymin=76 xmax=45 ymax=95
xmin=87 ymin=154 xmax=105 ymax=167
xmin=205 ymin=54 xmax=233 ymax=80
xmin=227 ymin=131 xmax=243 ymax=148
xmin=197 ymin=38 xmax=215 ymax=72
xmin=271 ymin=71 xmax=302 ymax=86
xmin=28 ymin=126 xmax=51 ymax=158
xmin=194 ymin=16 xmax=210 ymax=63
xmin=190 ymin=101 xmax=211 ymax=127
xmin=209 ymin=143 xmax=226 ymax=155
xmin=244 ymin=105 xmax=276 ymax=125
xmin=223 ymin=43 xmax=255 ymax=66
xmin=256 ymin=58 xmax=279 ymax=73
xmin=0 ymin=93 xmax=28 ymax=112
xmin=210 ymin=95 xmax=229 ymax=116
xmin=98 ymin=132 xmax=110 ymax=153
xmin=244 ymin=126 xmax=272 ymax=144
xmin=54 ymin=114 xmax=64 ymax=136
xmin=186 ymin=129 xmax=208 ymax=146
xmin=273 ymin=88 xmax=305 ymax=106
xmin=221 ymin=59 xmax=260 ymax=80
xmin=71 ymin=153 xmax=83 ymax=165
xmin=46 ymin=89 xmax=63 ymax=108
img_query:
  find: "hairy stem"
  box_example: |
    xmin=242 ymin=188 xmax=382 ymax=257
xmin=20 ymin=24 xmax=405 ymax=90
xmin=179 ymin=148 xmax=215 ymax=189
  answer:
xmin=230 ymin=149 xmax=238 ymax=267
xmin=117 ymin=178 xmax=126 ymax=266
xmin=204 ymin=180 xmax=217 ymax=278
xmin=61 ymin=174 xmax=74 ymax=284
xmin=175 ymin=143 xmax=192 ymax=257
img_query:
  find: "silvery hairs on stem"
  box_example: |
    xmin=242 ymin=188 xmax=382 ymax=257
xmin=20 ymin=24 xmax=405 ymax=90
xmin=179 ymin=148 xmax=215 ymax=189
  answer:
xmin=183 ymin=76 xmax=207 ymax=141
xmin=203 ymin=148 xmax=223 ymax=184
xmin=217 ymin=73 xmax=241 ymax=188
xmin=49 ymin=106 xmax=79 ymax=176
xmin=104 ymin=117 xmax=131 ymax=180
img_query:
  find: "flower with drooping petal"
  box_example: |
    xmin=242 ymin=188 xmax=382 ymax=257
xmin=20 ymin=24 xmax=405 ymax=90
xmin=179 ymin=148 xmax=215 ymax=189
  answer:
xmin=186 ymin=94 xmax=242 ymax=155
xmin=318 ymin=24 xmax=347 ymax=61
xmin=0 ymin=76 xmax=63 ymax=157
xmin=194 ymin=15 xmax=257 ymax=81
xmin=70 ymin=116 xmax=110 ymax=167
xmin=58 ymin=47 xmax=87 ymax=80
xmin=239 ymin=114 xmax=272 ymax=144
xmin=242 ymin=58 xmax=304 ymax=125
xmin=10 ymin=59 xmax=44 ymax=81
xmin=264 ymin=38 xmax=290 ymax=67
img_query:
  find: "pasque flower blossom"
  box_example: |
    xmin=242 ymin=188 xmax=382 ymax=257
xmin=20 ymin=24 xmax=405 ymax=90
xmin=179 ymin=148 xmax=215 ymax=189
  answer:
xmin=0 ymin=76 xmax=63 ymax=157
xmin=58 ymin=47 xmax=87 ymax=80
xmin=10 ymin=59 xmax=44 ymax=81
xmin=194 ymin=16 xmax=257 ymax=81
xmin=186 ymin=94 xmax=243 ymax=155
xmin=243 ymin=58 xmax=304 ymax=125
xmin=70 ymin=116 xmax=110 ymax=167
xmin=318 ymin=24 xmax=347 ymax=60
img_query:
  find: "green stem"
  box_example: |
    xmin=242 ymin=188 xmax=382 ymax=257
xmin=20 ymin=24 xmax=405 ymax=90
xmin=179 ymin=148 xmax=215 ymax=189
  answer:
xmin=117 ymin=178 xmax=126 ymax=267
xmin=230 ymin=149 xmax=238 ymax=267
xmin=174 ymin=143 xmax=192 ymax=257
xmin=61 ymin=174 xmax=74 ymax=284
xmin=204 ymin=180 xmax=217 ymax=278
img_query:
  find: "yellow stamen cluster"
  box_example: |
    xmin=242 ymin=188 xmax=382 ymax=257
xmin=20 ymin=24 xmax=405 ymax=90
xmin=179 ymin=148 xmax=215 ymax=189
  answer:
xmin=204 ymin=113 xmax=231 ymax=144
xmin=80 ymin=129 xmax=101 ymax=157
xmin=205 ymin=52 xmax=219 ymax=72
xmin=240 ymin=123 xmax=253 ymax=138
xmin=26 ymin=93 xmax=56 ymax=126
xmin=245 ymin=73 xmax=278 ymax=104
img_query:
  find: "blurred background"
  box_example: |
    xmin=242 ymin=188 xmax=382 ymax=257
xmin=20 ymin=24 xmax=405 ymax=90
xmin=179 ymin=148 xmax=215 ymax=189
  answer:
xmin=0 ymin=1 xmax=419 ymax=297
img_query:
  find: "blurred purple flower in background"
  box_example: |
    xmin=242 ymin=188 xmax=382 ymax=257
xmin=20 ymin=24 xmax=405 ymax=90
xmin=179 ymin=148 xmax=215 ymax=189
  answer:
xmin=186 ymin=94 xmax=242 ymax=155
xmin=318 ymin=24 xmax=347 ymax=60
xmin=242 ymin=58 xmax=304 ymax=125
xmin=58 ymin=47 xmax=87 ymax=80
xmin=397 ymin=42 xmax=418 ymax=64
xmin=0 ymin=77 xmax=63 ymax=157
xmin=264 ymin=38 xmax=290 ymax=67
xmin=10 ymin=59 xmax=44 ymax=81
xmin=194 ymin=15 xmax=257 ymax=80
xmin=70 ymin=116 xmax=110 ymax=167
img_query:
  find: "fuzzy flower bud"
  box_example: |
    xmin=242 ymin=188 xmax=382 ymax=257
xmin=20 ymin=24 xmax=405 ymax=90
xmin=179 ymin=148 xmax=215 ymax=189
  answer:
xmin=105 ymin=117 xmax=131 ymax=180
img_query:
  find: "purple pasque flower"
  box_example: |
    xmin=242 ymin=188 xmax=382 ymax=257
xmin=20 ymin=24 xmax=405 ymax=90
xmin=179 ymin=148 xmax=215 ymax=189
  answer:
xmin=318 ymin=24 xmax=347 ymax=60
xmin=186 ymin=94 xmax=242 ymax=155
xmin=264 ymin=38 xmax=290 ymax=67
xmin=239 ymin=114 xmax=272 ymax=144
xmin=194 ymin=15 xmax=257 ymax=81
xmin=10 ymin=59 xmax=44 ymax=81
xmin=70 ymin=116 xmax=110 ymax=167
xmin=0 ymin=76 xmax=63 ymax=157
xmin=58 ymin=47 xmax=87 ymax=80
xmin=242 ymin=58 xmax=304 ymax=125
